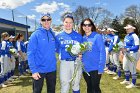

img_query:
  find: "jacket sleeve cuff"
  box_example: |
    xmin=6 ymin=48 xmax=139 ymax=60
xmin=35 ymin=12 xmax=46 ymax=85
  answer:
xmin=98 ymin=69 xmax=104 ymax=73
xmin=31 ymin=69 xmax=38 ymax=74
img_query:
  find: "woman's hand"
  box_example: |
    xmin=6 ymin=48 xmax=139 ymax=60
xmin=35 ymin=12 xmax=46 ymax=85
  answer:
xmin=78 ymin=53 xmax=82 ymax=60
xmin=120 ymin=48 xmax=127 ymax=53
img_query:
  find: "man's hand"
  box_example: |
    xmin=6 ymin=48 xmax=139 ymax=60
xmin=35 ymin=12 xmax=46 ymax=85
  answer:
xmin=32 ymin=73 xmax=41 ymax=80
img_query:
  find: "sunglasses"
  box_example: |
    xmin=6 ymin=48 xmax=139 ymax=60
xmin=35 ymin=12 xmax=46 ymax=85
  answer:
xmin=83 ymin=24 xmax=92 ymax=27
xmin=41 ymin=18 xmax=51 ymax=22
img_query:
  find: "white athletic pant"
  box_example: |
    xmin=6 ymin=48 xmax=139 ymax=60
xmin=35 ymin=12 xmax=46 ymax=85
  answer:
xmin=0 ymin=55 xmax=9 ymax=75
xmin=105 ymin=47 xmax=109 ymax=64
xmin=10 ymin=55 xmax=16 ymax=70
xmin=123 ymin=52 xmax=139 ymax=74
xmin=60 ymin=60 xmax=82 ymax=93
xmin=110 ymin=52 xmax=120 ymax=67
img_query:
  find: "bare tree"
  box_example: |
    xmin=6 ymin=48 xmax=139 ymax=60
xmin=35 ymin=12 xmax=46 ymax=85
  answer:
xmin=72 ymin=6 xmax=89 ymax=25
xmin=124 ymin=5 xmax=140 ymax=34
xmin=72 ymin=5 xmax=113 ymax=29
xmin=125 ymin=5 xmax=140 ymax=23
xmin=97 ymin=9 xmax=113 ymax=28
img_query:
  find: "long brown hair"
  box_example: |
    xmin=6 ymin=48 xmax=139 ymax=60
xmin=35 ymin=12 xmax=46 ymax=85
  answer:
xmin=79 ymin=18 xmax=96 ymax=36
xmin=15 ymin=33 xmax=24 ymax=41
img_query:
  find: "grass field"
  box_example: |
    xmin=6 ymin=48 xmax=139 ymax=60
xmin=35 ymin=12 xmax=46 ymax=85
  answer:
xmin=0 ymin=62 xmax=140 ymax=93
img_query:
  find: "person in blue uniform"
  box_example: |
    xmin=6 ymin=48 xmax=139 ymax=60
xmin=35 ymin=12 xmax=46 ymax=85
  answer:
xmin=15 ymin=33 xmax=26 ymax=76
xmin=104 ymin=28 xmax=114 ymax=73
xmin=56 ymin=13 xmax=83 ymax=93
xmin=8 ymin=35 xmax=16 ymax=80
xmin=27 ymin=13 xmax=57 ymax=93
xmin=79 ymin=18 xmax=106 ymax=93
xmin=106 ymin=29 xmax=121 ymax=78
xmin=120 ymin=24 xmax=139 ymax=88
xmin=0 ymin=32 xmax=9 ymax=88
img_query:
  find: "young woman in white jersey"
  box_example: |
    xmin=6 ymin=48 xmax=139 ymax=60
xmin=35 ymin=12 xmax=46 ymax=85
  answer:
xmin=0 ymin=32 xmax=9 ymax=88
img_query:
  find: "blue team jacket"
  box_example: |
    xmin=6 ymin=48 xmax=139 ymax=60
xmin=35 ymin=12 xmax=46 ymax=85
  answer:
xmin=27 ymin=26 xmax=57 ymax=74
xmin=82 ymin=31 xmax=106 ymax=73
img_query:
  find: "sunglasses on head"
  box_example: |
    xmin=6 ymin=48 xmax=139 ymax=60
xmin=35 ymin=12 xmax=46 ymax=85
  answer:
xmin=83 ymin=24 xmax=92 ymax=27
xmin=41 ymin=18 xmax=51 ymax=22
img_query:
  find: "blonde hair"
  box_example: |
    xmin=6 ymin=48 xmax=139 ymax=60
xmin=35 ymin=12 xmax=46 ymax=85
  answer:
xmin=1 ymin=32 xmax=9 ymax=41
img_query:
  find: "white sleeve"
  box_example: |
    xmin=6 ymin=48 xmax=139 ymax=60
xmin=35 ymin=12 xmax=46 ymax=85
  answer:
xmin=1 ymin=41 xmax=6 ymax=50
xmin=113 ymin=36 xmax=118 ymax=45
xmin=17 ymin=41 xmax=21 ymax=51
xmin=132 ymin=34 xmax=139 ymax=45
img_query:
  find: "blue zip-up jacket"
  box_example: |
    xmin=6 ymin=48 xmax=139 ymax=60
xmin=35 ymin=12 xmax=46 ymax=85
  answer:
xmin=82 ymin=32 xmax=106 ymax=73
xmin=124 ymin=32 xmax=139 ymax=53
xmin=56 ymin=30 xmax=83 ymax=61
xmin=27 ymin=26 xmax=57 ymax=74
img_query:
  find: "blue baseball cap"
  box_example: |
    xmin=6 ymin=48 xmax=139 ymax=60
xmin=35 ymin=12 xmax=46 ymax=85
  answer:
xmin=41 ymin=13 xmax=51 ymax=19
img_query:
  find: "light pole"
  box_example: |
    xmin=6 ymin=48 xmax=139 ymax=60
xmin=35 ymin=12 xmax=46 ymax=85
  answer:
xmin=25 ymin=16 xmax=29 ymax=40
xmin=11 ymin=9 xmax=15 ymax=21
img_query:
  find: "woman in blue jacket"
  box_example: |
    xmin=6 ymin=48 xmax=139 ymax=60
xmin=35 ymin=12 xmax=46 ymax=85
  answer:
xmin=80 ymin=18 xmax=106 ymax=93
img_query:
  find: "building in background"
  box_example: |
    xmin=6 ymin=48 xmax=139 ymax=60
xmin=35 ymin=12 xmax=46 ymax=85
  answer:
xmin=0 ymin=18 xmax=30 ymax=41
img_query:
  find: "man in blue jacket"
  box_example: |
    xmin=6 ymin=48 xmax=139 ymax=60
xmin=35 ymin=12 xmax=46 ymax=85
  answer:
xmin=27 ymin=13 xmax=57 ymax=93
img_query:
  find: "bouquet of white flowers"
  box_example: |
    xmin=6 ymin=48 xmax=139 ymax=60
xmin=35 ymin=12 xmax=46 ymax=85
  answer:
xmin=66 ymin=42 xmax=90 ymax=82
xmin=113 ymin=41 xmax=124 ymax=52
xmin=113 ymin=44 xmax=119 ymax=52
xmin=9 ymin=48 xmax=18 ymax=57
xmin=66 ymin=42 xmax=88 ymax=56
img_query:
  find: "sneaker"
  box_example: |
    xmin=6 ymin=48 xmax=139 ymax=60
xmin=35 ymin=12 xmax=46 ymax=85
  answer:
xmin=106 ymin=70 xmax=112 ymax=74
xmin=104 ymin=70 xmax=109 ymax=73
xmin=12 ymin=75 xmax=19 ymax=79
xmin=126 ymin=83 xmax=136 ymax=89
xmin=113 ymin=76 xmax=120 ymax=80
xmin=104 ymin=67 xmax=108 ymax=71
xmin=1 ymin=84 xmax=7 ymax=88
xmin=107 ymin=71 xmax=116 ymax=75
xmin=120 ymin=79 xmax=130 ymax=85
